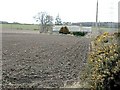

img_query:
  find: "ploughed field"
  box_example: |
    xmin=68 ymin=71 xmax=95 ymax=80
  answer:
xmin=2 ymin=31 xmax=90 ymax=88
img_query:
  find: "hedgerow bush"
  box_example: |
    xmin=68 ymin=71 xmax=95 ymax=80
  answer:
xmin=72 ymin=32 xmax=87 ymax=36
xmin=88 ymin=32 xmax=120 ymax=90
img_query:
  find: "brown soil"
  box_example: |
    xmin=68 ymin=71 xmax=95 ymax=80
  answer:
xmin=2 ymin=30 xmax=90 ymax=88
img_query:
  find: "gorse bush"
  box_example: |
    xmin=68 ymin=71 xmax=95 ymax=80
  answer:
xmin=88 ymin=32 xmax=120 ymax=90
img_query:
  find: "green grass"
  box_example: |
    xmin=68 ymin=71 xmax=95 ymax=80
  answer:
xmin=1 ymin=23 xmax=39 ymax=30
xmin=92 ymin=26 xmax=118 ymax=33
xmin=1 ymin=24 xmax=119 ymax=33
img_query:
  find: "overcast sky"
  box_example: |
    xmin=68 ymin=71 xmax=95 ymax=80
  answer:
xmin=0 ymin=0 xmax=119 ymax=24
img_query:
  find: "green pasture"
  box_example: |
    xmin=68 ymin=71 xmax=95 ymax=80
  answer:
xmin=1 ymin=23 xmax=39 ymax=30
xmin=1 ymin=23 xmax=119 ymax=33
xmin=92 ymin=26 xmax=118 ymax=34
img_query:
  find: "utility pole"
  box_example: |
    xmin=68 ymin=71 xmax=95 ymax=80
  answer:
xmin=96 ymin=0 xmax=99 ymax=34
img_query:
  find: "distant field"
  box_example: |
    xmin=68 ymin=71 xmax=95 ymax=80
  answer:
xmin=1 ymin=23 xmax=119 ymax=33
xmin=1 ymin=23 xmax=39 ymax=30
xmin=92 ymin=27 xmax=118 ymax=33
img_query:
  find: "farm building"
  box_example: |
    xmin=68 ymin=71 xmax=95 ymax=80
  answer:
xmin=53 ymin=25 xmax=92 ymax=33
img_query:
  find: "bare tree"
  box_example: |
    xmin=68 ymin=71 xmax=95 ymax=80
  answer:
xmin=34 ymin=12 xmax=53 ymax=33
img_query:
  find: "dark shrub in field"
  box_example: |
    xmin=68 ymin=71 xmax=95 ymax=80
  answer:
xmin=59 ymin=26 xmax=70 ymax=34
xmin=59 ymin=27 xmax=64 ymax=33
xmin=72 ymin=32 xmax=87 ymax=36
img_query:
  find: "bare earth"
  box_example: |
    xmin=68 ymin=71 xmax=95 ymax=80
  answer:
xmin=2 ymin=29 xmax=90 ymax=88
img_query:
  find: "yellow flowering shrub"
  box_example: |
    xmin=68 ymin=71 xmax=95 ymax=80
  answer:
xmin=88 ymin=32 xmax=120 ymax=90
